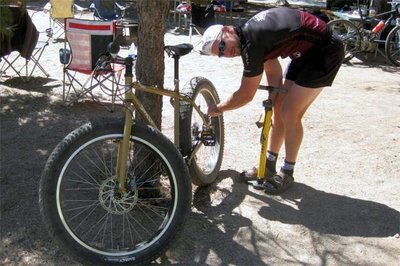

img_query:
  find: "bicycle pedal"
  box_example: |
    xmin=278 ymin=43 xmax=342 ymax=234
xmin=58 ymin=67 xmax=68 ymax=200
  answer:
xmin=201 ymin=131 xmax=216 ymax=146
xmin=248 ymin=180 xmax=265 ymax=190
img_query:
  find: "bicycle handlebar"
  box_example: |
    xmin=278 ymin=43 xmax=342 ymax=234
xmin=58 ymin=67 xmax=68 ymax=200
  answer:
xmin=107 ymin=35 xmax=124 ymax=56
xmin=93 ymin=35 xmax=130 ymax=75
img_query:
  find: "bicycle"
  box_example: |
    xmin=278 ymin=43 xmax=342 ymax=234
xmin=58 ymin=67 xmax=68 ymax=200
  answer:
xmin=39 ymin=42 xmax=224 ymax=265
xmin=327 ymin=0 xmax=400 ymax=66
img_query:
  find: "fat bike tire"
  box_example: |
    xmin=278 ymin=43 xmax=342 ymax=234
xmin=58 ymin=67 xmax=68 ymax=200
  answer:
xmin=39 ymin=120 xmax=192 ymax=265
xmin=180 ymin=77 xmax=225 ymax=186
xmin=385 ymin=25 xmax=400 ymax=67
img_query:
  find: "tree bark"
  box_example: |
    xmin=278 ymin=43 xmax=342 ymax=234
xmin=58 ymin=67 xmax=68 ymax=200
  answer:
xmin=135 ymin=0 xmax=169 ymax=129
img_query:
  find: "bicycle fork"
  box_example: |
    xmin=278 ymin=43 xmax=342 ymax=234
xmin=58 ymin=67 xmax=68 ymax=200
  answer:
xmin=116 ymin=57 xmax=134 ymax=195
xmin=256 ymin=99 xmax=273 ymax=183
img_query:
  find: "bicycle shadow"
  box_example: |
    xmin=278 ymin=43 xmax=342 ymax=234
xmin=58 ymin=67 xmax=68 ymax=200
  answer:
xmin=255 ymin=182 xmax=399 ymax=237
xmin=344 ymin=50 xmax=399 ymax=73
xmin=159 ymin=169 xmax=267 ymax=265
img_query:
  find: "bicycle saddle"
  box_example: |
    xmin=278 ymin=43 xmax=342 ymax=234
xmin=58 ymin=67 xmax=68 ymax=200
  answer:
xmin=164 ymin=43 xmax=193 ymax=57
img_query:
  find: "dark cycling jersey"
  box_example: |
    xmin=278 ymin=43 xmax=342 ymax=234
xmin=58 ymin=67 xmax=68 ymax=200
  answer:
xmin=236 ymin=7 xmax=330 ymax=77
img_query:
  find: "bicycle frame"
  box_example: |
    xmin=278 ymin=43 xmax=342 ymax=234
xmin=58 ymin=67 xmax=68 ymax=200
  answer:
xmin=361 ymin=0 xmax=399 ymax=24
xmin=115 ymin=54 xmax=212 ymax=194
xmin=128 ymin=81 xmax=209 ymax=134
xmin=328 ymin=0 xmax=400 ymax=65
xmin=357 ymin=0 xmax=400 ymax=45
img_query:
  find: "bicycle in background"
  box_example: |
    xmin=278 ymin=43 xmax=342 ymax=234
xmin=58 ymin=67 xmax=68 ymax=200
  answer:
xmin=328 ymin=0 xmax=400 ymax=66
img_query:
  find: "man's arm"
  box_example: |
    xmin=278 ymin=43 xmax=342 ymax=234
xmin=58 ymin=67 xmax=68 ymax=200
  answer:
xmin=264 ymin=59 xmax=283 ymax=101
xmin=264 ymin=59 xmax=282 ymax=87
xmin=208 ymin=74 xmax=262 ymax=116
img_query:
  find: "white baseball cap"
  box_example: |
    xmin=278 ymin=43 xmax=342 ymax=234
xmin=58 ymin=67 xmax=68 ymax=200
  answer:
xmin=201 ymin=24 xmax=223 ymax=56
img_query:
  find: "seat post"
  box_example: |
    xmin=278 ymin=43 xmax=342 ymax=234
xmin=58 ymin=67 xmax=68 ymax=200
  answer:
xmin=172 ymin=53 xmax=181 ymax=147
xmin=173 ymin=54 xmax=180 ymax=81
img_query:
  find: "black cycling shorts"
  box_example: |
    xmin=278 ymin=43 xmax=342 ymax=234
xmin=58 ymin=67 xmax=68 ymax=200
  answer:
xmin=284 ymin=32 xmax=344 ymax=88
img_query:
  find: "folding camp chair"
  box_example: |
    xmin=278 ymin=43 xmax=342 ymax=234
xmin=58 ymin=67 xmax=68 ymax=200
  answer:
xmin=73 ymin=0 xmax=92 ymax=15
xmin=61 ymin=18 xmax=124 ymax=105
xmin=91 ymin=0 xmax=138 ymax=46
xmin=174 ymin=1 xmax=221 ymax=35
xmin=176 ymin=0 xmax=192 ymax=31
xmin=91 ymin=0 xmax=120 ymax=21
xmin=0 ymin=5 xmax=51 ymax=81
xmin=116 ymin=1 xmax=139 ymax=46
xmin=49 ymin=0 xmax=74 ymax=39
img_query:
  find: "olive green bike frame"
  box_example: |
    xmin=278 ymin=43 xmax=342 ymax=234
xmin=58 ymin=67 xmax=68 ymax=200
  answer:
xmin=115 ymin=58 xmax=211 ymax=194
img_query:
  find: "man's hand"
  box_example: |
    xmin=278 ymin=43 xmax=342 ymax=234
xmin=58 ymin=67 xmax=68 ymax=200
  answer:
xmin=207 ymin=104 xmax=222 ymax=117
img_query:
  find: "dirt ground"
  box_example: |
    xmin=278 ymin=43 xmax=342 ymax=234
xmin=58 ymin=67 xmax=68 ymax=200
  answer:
xmin=1 ymin=8 xmax=400 ymax=266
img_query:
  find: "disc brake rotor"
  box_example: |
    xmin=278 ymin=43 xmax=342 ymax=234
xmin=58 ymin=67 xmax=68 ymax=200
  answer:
xmin=99 ymin=178 xmax=138 ymax=215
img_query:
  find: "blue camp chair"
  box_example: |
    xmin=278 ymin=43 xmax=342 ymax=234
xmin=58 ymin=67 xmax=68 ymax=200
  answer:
xmin=91 ymin=0 xmax=119 ymax=21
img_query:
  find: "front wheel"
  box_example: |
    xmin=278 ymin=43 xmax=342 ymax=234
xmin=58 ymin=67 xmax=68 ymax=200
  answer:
xmin=328 ymin=19 xmax=362 ymax=63
xmin=39 ymin=120 xmax=192 ymax=265
xmin=385 ymin=25 xmax=400 ymax=66
xmin=180 ymin=77 xmax=224 ymax=186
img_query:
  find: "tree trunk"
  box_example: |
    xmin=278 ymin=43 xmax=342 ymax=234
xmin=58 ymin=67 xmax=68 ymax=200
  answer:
xmin=136 ymin=0 xmax=169 ymax=129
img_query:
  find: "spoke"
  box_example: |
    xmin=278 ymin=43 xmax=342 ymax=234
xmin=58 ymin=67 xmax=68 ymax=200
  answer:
xmin=66 ymin=175 xmax=100 ymax=187
xmin=124 ymin=212 xmax=135 ymax=247
xmin=125 ymin=214 xmax=143 ymax=243
xmin=64 ymin=201 xmax=99 ymax=212
xmin=90 ymin=145 xmax=116 ymax=178
xmin=72 ymin=202 xmax=101 ymax=231
xmin=64 ymin=199 xmax=99 ymax=221
xmin=137 ymin=201 xmax=169 ymax=220
xmin=64 ymin=199 xmax=99 ymax=202
xmin=127 ymin=211 xmax=154 ymax=237
xmin=82 ymin=211 xmax=109 ymax=240
xmin=137 ymin=172 xmax=162 ymax=187
xmin=102 ymin=213 xmax=110 ymax=248
xmin=110 ymin=214 xmax=113 ymax=249
xmin=82 ymin=148 xmax=112 ymax=179
xmin=65 ymin=187 xmax=99 ymax=191
xmin=135 ymin=163 xmax=163 ymax=187
xmin=136 ymin=204 xmax=163 ymax=229
xmin=122 ymin=213 xmax=125 ymax=248
xmin=74 ymin=161 xmax=102 ymax=187
xmin=130 ymin=150 xmax=152 ymax=174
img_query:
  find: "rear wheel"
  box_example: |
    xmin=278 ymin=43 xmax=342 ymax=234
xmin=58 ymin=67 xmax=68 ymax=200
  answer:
xmin=39 ymin=120 xmax=192 ymax=265
xmin=385 ymin=25 xmax=400 ymax=66
xmin=328 ymin=19 xmax=362 ymax=63
xmin=180 ymin=77 xmax=224 ymax=186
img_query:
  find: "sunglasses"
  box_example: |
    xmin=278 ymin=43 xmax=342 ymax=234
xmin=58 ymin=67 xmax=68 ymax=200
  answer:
xmin=218 ymin=39 xmax=226 ymax=57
